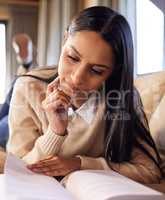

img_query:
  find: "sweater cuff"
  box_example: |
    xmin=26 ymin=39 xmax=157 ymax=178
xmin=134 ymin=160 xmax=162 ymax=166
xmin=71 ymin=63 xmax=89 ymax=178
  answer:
xmin=76 ymin=155 xmax=111 ymax=170
xmin=37 ymin=126 xmax=67 ymax=156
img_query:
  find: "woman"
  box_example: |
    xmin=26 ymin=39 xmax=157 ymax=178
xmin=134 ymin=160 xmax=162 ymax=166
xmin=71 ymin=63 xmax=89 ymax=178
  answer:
xmin=7 ymin=6 xmax=162 ymax=184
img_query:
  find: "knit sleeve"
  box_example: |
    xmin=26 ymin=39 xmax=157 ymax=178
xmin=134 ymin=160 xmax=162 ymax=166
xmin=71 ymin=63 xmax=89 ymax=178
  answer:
xmin=7 ymin=77 xmax=67 ymax=164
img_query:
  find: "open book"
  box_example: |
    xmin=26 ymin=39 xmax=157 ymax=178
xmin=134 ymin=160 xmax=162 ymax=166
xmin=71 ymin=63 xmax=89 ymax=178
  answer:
xmin=0 ymin=154 xmax=164 ymax=200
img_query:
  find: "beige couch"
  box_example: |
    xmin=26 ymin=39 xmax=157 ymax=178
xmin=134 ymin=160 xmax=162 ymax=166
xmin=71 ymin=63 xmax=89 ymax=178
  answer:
xmin=135 ymin=71 xmax=165 ymax=193
xmin=0 ymin=71 xmax=165 ymax=192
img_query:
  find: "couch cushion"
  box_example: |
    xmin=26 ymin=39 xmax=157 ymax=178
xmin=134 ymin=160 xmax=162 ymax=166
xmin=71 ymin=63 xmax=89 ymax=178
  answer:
xmin=135 ymin=71 xmax=165 ymax=121
xmin=135 ymin=71 xmax=165 ymax=183
xmin=149 ymin=94 xmax=165 ymax=151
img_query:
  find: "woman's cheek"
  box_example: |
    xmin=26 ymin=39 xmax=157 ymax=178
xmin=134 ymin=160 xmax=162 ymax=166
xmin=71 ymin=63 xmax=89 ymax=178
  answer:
xmin=87 ymin=79 xmax=103 ymax=91
xmin=58 ymin=61 xmax=68 ymax=78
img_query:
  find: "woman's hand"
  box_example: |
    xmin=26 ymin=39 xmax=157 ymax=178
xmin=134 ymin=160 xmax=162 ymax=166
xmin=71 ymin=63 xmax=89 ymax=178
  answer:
xmin=42 ymin=77 xmax=71 ymax=135
xmin=27 ymin=156 xmax=81 ymax=177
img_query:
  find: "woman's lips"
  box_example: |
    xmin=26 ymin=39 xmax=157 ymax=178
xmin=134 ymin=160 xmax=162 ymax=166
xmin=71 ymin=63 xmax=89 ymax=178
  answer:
xmin=58 ymin=83 xmax=76 ymax=98
xmin=59 ymin=83 xmax=88 ymax=101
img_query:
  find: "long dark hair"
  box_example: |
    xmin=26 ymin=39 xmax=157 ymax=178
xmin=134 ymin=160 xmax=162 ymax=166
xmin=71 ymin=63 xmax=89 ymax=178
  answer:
xmin=68 ymin=6 xmax=161 ymax=170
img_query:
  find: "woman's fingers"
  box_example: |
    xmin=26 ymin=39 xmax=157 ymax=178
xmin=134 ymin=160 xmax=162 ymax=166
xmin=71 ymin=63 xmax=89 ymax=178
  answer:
xmin=46 ymin=77 xmax=71 ymax=102
xmin=46 ymin=77 xmax=60 ymax=95
xmin=43 ymin=96 xmax=69 ymax=109
xmin=29 ymin=164 xmax=61 ymax=173
xmin=27 ymin=156 xmax=81 ymax=177
xmin=29 ymin=156 xmax=60 ymax=168
xmin=43 ymin=90 xmax=71 ymax=110
xmin=47 ymin=92 xmax=71 ymax=105
xmin=44 ymin=100 xmax=69 ymax=114
xmin=29 ymin=166 xmax=65 ymax=176
xmin=27 ymin=156 xmax=66 ymax=176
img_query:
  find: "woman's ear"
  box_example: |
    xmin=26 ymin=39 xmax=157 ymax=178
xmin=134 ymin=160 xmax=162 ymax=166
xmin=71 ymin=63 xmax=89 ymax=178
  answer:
xmin=62 ymin=30 xmax=69 ymax=46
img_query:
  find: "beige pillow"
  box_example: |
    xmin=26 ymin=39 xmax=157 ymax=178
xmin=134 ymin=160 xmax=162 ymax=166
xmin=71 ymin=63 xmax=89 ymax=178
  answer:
xmin=149 ymin=94 xmax=165 ymax=151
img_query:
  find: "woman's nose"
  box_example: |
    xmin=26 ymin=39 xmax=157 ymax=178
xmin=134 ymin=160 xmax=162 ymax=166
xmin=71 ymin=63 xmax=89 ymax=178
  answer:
xmin=70 ymin=68 xmax=84 ymax=87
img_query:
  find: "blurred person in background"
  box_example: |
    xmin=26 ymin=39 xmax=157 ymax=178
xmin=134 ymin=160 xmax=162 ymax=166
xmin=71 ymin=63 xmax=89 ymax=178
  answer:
xmin=12 ymin=33 xmax=37 ymax=75
xmin=0 ymin=33 xmax=37 ymax=149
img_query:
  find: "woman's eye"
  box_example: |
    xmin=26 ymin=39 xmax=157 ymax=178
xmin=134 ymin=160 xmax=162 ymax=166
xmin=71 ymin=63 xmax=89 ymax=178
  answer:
xmin=67 ymin=55 xmax=79 ymax=62
xmin=91 ymin=67 xmax=104 ymax=75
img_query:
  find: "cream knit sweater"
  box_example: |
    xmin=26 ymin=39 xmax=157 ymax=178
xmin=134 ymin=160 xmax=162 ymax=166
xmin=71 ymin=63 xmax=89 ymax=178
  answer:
xmin=7 ymin=67 xmax=161 ymax=184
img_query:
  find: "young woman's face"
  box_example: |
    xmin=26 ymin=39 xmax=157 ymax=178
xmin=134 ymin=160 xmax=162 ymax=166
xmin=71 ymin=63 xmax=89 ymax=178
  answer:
xmin=58 ymin=31 xmax=114 ymax=107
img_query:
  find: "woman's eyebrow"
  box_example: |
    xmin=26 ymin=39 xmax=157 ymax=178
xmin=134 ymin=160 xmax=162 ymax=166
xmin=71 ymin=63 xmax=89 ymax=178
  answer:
xmin=70 ymin=45 xmax=82 ymax=57
xmin=70 ymin=45 xmax=110 ymax=69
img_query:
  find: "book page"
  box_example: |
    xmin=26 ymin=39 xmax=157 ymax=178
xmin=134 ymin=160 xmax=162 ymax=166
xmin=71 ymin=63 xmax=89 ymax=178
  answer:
xmin=2 ymin=153 xmax=76 ymax=200
xmin=66 ymin=170 xmax=165 ymax=200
